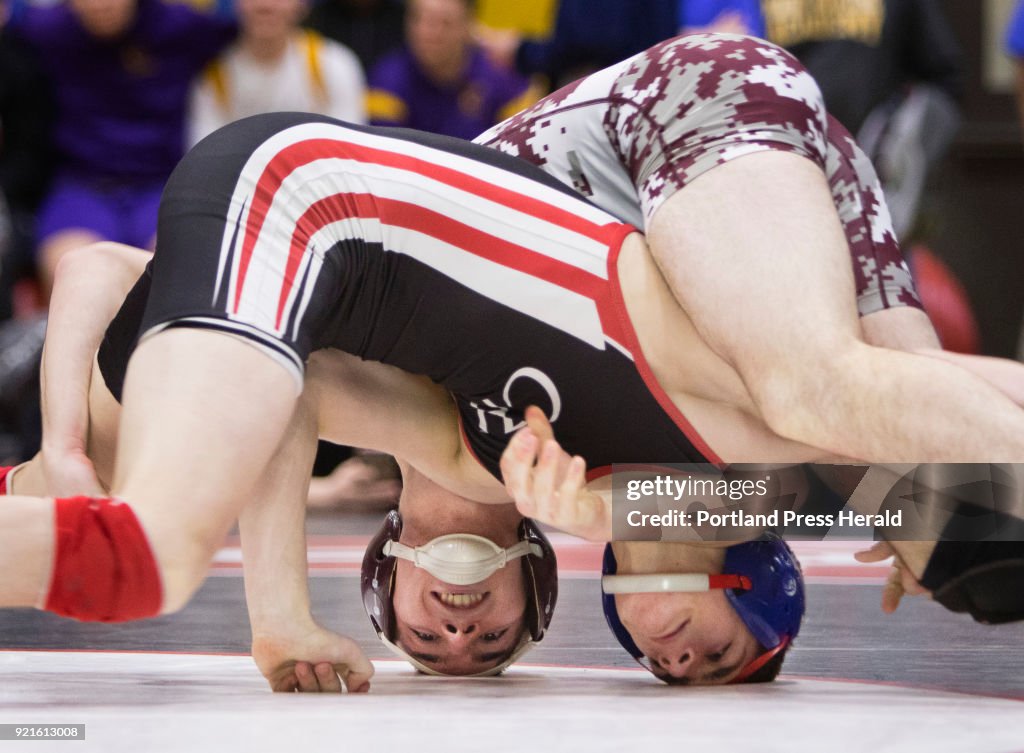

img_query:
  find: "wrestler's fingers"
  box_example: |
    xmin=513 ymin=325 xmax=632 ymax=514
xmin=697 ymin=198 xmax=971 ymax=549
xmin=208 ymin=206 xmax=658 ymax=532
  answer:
xmin=524 ymin=406 xmax=555 ymax=444
xmin=337 ymin=656 xmax=374 ymax=694
xmin=898 ymin=569 xmax=930 ymax=597
xmin=559 ymin=455 xmax=586 ymax=497
xmin=295 ymin=661 xmax=320 ymax=692
xmin=269 ymin=670 xmax=299 ymax=693
xmin=856 ymin=542 xmax=930 ymax=600
xmin=315 ymin=662 xmax=344 ymax=693
xmin=854 ymin=541 xmax=895 ymax=563
xmin=880 ymin=567 xmax=904 ymax=614
xmin=531 ymin=439 xmax=563 ymax=523
xmin=563 ymin=457 xmax=607 ymax=539
xmin=501 ymin=430 xmax=539 ymax=513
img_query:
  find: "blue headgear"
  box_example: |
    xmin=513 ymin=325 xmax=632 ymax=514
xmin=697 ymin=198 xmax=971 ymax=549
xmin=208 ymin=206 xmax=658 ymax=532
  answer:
xmin=601 ymin=533 xmax=804 ymax=675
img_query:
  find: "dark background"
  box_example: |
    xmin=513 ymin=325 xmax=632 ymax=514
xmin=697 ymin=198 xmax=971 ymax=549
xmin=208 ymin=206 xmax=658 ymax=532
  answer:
xmin=929 ymin=0 xmax=1022 ymax=358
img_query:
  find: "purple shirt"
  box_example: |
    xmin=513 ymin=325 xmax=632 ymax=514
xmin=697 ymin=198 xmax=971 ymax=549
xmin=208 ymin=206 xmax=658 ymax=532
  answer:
xmin=368 ymin=47 xmax=531 ymax=141
xmin=9 ymin=0 xmax=235 ymax=181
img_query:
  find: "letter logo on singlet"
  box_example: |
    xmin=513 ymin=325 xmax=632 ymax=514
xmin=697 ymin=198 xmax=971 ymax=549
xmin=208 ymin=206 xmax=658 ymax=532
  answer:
xmin=470 ymin=367 xmax=562 ymax=435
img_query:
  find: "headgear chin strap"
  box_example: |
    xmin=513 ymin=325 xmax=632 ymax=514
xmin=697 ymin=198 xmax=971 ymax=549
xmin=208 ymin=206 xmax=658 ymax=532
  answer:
xmin=601 ymin=573 xmax=752 ymax=594
xmin=601 ymin=534 xmax=805 ymax=683
xmin=383 ymin=534 xmax=542 ymax=586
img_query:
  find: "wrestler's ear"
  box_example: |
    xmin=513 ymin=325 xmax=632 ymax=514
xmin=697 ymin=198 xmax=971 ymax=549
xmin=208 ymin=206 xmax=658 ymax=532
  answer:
xmin=524 ymin=405 xmax=555 ymax=443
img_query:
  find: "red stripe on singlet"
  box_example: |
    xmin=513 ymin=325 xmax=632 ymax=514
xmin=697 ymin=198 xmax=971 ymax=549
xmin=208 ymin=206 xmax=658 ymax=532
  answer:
xmin=278 ymin=190 xmax=634 ymax=345
xmin=235 ymin=133 xmax=618 ymax=314
xmin=603 ymin=241 xmax=724 ymax=466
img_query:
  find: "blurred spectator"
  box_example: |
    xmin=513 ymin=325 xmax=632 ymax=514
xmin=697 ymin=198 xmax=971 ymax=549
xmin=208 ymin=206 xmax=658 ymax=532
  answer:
xmin=682 ymin=0 xmax=963 ymax=241
xmin=759 ymin=0 xmax=970 ymax=349
xmin=0 ymin=27 xmax=53 ymax=320
xmin=474 ymin=0 xmax=555 ymax=38
xmin=189 ymin=0 xmax=366 ymax=146
xmin=677 ymin=1 xmax=963 ymax=146
xmin=191 ymin=0 xmax=369 ymax=495
xmin=760 ymin=0 xmax=963 ymax=138
xmin=1007 ymin=0 xmax=1024 ymax=360
xmin=304 ymin=0 xmax=403 ymax=72
xmin=3 ymin=0 xmax=235 ymax=296
xmin=367 ymin=0 xmax=538 ymax=139
xmin=676 ymin=0 xmax=975 ymax=352
xmin=1010 ymin=0 xmax=1024 ymax=140
xmin=477 ymin=0 xmax=678 ymax=90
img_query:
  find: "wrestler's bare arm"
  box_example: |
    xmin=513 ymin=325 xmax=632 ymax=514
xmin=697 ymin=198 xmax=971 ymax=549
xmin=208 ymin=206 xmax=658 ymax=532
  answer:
xmin=239 ymin=394 xmax=373 ymax=693
xmin=306 ymin=350 xmax=508 ymax=503
xmin=39 ymin=242 xmax=149 ymax=495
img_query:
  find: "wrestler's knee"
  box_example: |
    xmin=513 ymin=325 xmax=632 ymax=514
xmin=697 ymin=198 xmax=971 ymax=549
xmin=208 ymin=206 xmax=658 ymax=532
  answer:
xmin=53 ymin=240 xmax=142 ymax=280
xmin=44 ymin=496 xmax=216 ymax=621
xmin=746 ymin=337 xmax=867 ymax=441
xmin=147 ymin=518 xmax=226 ymax=615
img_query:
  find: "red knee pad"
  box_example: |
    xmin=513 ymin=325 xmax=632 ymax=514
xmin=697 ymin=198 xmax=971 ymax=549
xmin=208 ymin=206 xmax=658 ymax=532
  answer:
xmin=0 ymin=466 xmax=11 ymax=494
xmin=45 ymin=497 xmax=163 ymax=622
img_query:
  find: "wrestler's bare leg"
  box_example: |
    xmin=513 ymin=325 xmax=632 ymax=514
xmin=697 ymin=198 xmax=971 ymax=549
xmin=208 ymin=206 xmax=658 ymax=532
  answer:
xmin=646 ymin=151 xmax=1024 ymax=462
xmin=109 ymin=329 xmax=299 ymax=612
xmin=860 ymin=306 xmax=940 ymax=351
xmin=0 ymin=497 xmax=55 ymax=605
xmin=915 ymin=348 xmax=1024 ymax=407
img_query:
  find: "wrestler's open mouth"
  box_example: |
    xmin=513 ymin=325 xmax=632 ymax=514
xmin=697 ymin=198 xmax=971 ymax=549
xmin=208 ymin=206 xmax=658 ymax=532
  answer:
xmin=434 ymin=592 xmax=488 ymax=608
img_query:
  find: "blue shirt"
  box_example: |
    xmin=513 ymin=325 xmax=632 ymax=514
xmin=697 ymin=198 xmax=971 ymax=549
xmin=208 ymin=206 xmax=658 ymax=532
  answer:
xmin=678 ymin=0 xmax=765 ymax=37
xmin=1008 ymin=0 xmax=1024 ymax=57
xmin=515 ymin=0 xmax=678 ymax=80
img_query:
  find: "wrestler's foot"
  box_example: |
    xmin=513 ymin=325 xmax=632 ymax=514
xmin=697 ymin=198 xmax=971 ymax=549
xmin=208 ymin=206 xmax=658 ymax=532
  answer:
xmin=307 ymin=454 xmax=401 ymax=511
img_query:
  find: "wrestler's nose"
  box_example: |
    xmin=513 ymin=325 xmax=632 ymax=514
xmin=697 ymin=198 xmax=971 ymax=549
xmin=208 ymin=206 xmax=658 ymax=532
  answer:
xmin=657 ymin=650 xmax=694 ymax=679
xmin=444 ymin=621 xmax=477 ymax=638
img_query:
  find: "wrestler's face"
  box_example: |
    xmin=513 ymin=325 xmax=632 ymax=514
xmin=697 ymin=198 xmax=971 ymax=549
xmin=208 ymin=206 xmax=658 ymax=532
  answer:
xmin=69 ymin=0 xmax=137 ymax=38
xmin=615 ymin=590 xmax=761 ymax=684
xmin=391 ymin=558 xmax=528 ymax=675
xmin=236 ymin=0 xmax=308 ymax=41
xmin=406 ymin=0 xmax=472 ymax=72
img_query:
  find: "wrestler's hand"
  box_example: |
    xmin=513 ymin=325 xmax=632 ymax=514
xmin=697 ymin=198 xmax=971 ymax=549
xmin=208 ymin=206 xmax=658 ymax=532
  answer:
xmin=854 ymin=541 xmax=932 ymax=613
xmin=252 ymin=623 xmax=374 ymax=694
xmin=39 ymin=444 xmax=105 ymax=497
xmin=500 ymin=407 xmax=612 ymax=542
